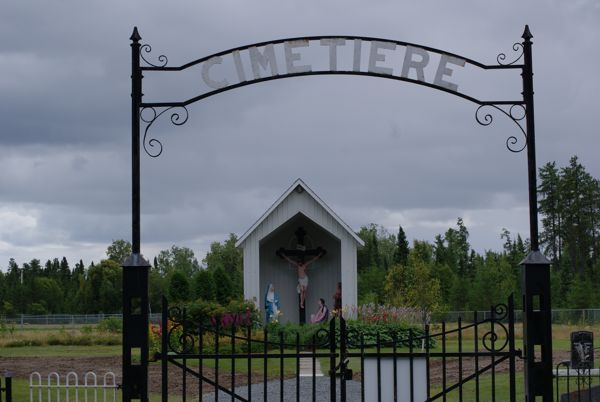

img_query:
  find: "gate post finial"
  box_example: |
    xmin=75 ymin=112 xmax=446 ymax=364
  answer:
xmin=522 ymin=25 xmax=533 ymax=41
xmin=130 ymin=27 xmax=141 ymax=42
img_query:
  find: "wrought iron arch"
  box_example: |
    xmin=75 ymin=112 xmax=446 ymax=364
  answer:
xmin=137 ymin=33 xmax=529 ymax=158
xmin=122 ymin=25 xmax=553 ymax=402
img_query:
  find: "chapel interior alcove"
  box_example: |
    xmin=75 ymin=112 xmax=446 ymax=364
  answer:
xmin=259 ymin=214 xmax=341 ymax=324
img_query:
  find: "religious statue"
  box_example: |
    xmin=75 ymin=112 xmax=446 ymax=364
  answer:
xmin=264 ymin=283 xmax=280 ymax=323
xmin=276 ymin=227 xmax=327 ymax=322
xmin=277 ymin=248 xmax=325 ymax=309
xmin=310 ymin=298 xmax=329 ymax=324
xmin=333 ymin=282 xmax=342 ymax=314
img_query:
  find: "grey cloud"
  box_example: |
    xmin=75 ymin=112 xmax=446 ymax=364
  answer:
xmin=0 ymin=0 xmax=599 ymax=267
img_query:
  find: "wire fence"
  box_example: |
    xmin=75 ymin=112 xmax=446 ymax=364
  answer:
xmin=0 ymin=313 xmax=161 ymax=327
xmin=2 ymin=309 xmax=600 ymax=327
xmin=437 ymin=308 xmax=600 ymax=324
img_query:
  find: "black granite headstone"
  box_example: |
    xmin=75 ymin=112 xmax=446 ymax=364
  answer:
xmin=571 ymin=331 xmax=594 ymax=370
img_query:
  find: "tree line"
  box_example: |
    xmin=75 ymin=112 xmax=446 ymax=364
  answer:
xmin=0 ymin=156 xmax=598 ymax=315
xmin=357 ymin=156 xmax=600 ymax=312
xmin=538 ymin=156 xmax=600 ymax=307
xmin=0 ymin=235 xmax=244 ymax=315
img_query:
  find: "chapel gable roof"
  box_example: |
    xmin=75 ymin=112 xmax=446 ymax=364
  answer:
xmin=236 ymin=178 xmax=364 ymax=248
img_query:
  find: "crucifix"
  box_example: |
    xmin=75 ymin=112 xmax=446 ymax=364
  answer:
xmin=276 ymin=227 xmax=326 ymax=324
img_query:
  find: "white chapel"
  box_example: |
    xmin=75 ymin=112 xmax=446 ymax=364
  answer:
xmin=236 ymin=179 xmax=364 ymax=323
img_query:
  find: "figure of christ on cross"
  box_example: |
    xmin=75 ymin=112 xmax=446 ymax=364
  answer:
xmin=279 ymin=251 xmax=325 ymax=309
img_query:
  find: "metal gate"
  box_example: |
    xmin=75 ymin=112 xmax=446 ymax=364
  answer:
xmin=158 ymin=295 xmax=519 ymax=401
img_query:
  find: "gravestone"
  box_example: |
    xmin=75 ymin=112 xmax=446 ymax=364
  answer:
xmin=559 ymin=332 xmax=597 ymax=402
xmin=572 ymin=331 xmax=594 ymax=369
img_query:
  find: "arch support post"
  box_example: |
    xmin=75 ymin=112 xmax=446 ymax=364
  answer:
xmin=521 ymin=252 xmax=552 ymax=401
xmin=521 ymin=25 xmax=553 ymax=402
xmin=122 ymin=27 xmax=150 ymax=402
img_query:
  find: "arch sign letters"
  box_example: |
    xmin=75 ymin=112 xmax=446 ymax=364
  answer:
xmin=173 ymin=38 xmax=466 ymax=94
xmin=122 ymin=26 xmax=553 ymax=402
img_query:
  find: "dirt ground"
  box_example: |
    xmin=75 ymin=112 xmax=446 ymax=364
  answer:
xmin=0 ymin=351 xmax=571 ymax=396
xmin=0 ymin=355 xmax=244 ymax=395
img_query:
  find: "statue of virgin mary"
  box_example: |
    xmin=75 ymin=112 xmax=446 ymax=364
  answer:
xmin=264 ymin=283 xmax=280 ymax=323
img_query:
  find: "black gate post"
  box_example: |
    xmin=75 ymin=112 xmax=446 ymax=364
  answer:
xmin=521 ymin=25 xmax=553 ymax=402
xmin=329 ymin=317 xmax=337 ymax=402
xmin=122 ymin=27 xmax=150 ymax=402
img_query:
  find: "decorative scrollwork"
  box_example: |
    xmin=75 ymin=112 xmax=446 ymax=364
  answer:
xmin=167 ymin=306 xmax=183 ymax=322
xmin=475 ymin=104 xmax=527 ymax=153
xmin=168 ymin=322 xmax=195 ymax=354
xmin=481 ymin=301 xmax=511 ymax=352
xmin=166 ymin=306 xmax=196 ymax=354
xmin=482 ymin=322 xmax=510 ymax=352
xmin=492 ymin=303 xmax=509 ymax=321
xmin=314 ymin=327 xmax=331 ymax=348
xmin=140 ymin=44 xmax=168 ymax=68
xmin=140 ymin=106 xmax=189 ymax=157
xmin=496 ymin=42 xmax=524 ymax=66
xmin=345 ymin=327 xmax=362 ymax=349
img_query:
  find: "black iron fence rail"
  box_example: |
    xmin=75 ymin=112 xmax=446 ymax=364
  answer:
xmin=163 ymin=351 xmax=518 ymax=360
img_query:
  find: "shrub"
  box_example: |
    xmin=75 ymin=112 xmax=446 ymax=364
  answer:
xmin=97 ymin=317 xmax=122 ymax=333
xmin=185 ymin=299 xmax=260 ymax=329
xmin=340 ymin=320 xmax=433 ymax=348
xmin=266 ymin=321 xmax=327 ymax=346
xmin=352 ymin=303 xmax=421 ymax=324
xmin=169 ymin=270 xmax=191 ymax=302
xmin=193 ymin=269 xmax=216 ymax=301
xmin=6 ymin=339 xmax=43 ymax=347
xmin=148 ymin=298 xmax=261 ymax=355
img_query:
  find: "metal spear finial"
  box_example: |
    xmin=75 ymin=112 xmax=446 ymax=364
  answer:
xmin=522 ymin=25 xmax=533 ymax=41
xmin=130 ymin=26 xmax=141 ymax=42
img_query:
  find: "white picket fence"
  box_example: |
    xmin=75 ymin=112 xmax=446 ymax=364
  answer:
xmin=29 ymin=371 xmax=117 ymax=402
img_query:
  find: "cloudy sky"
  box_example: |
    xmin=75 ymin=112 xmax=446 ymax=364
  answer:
xmin=1 ymin=0 xmax=599 ymax=268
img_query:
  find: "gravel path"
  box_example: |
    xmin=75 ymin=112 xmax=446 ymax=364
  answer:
xmin=201 ymin=377 xmax=361 ymax=402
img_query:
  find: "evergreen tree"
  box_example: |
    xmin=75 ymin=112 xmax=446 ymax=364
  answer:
xmin=203 ymin=234 xmax=243 ymax=298
xmin=148 ymin=270 xmax=167 ymax=312
xmin=455 ymin=218 xmax=471 ymax=277
xmin=356 ymin=224 xmax=381 ymax=271
xmin=59 ymin=256 xmax=70 ymax=284
xmin=169 ymin=270 xmax=191 ymax=302
xmin=394 ymin=225 xmax=409 ymax=266
xmin=538 ymin=161 xmax=562 ymax=261
xmin=468 ymin=251 xmax=518 ymax=310
xmin=192 ymin=269 xmax=216 ymax=301
xmin=213 ymin=267 xmax=233 ymax=305
xmin=33 ymin=277 xmax=63 ymax=313
xmin=74 ymin=259 xmax=85 ymax=277
xmin=560 ymin=156 xmax=596 ymax=276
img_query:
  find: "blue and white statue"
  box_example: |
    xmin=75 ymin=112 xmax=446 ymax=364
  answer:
xmin=264 ymin=283 xmax=280 ymax=323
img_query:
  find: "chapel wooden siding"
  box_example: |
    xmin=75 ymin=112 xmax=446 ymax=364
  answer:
xmin=236 ymin=179 xmax=363 ymax=323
